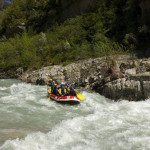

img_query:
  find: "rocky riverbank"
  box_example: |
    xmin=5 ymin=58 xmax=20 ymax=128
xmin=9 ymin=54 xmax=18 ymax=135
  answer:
xmin=17 ymin=55 xmax=150 ymax=101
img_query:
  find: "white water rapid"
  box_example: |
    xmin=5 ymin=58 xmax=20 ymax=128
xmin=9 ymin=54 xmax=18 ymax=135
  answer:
xmin=0 ymin=79 xmax=150 ymax=150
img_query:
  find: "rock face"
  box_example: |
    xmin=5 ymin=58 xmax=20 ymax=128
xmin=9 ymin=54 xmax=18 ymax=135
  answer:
xmin=19 ymin=55 xmax=150 ymax=101
xmin=98 ymin=78 xmax=143 ymax=101
xmin=0 ymin=68 xmax=19 ymax=79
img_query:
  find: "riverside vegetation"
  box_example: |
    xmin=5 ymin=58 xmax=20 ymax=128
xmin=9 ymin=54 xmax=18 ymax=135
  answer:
xmin=0 ymin=0 xmax=149 ymax=71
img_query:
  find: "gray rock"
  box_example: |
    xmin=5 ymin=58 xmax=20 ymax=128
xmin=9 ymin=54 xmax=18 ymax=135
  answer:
xmin=143 ymin=81 xmax=150 ymax=99
xmin=125 ymin=68 xmax=136 ymax=75
xmin=99 ymin=78 xmax=143 ymax=101
xmin=16 ymin=67 xmax=24 ymax=77
xmin=19 ymin=55 xmax=150 ymax=101
xmin=130 ymin=72 xmax=150 ymax=81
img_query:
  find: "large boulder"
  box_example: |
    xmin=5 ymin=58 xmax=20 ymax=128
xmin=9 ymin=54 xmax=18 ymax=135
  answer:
xmin=98 ymin=78 xmax=143 ymax=101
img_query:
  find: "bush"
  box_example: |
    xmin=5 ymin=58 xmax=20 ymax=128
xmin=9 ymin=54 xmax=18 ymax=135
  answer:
xmin=0 ymin=1 xmax=133 ymax=71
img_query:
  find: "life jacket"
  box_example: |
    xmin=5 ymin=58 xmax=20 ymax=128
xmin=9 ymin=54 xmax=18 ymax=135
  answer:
xmin=58 ymin=88 xmax=62 ymax=95
xmin=58 ymin=86 xmax=67 ymax=96
xmin=53 ymin=86 xmax=58 ymax=95
xmin=47 ymin=86 xmax=52 ymax=94
xmin=69 ymin=85 xmax=76 ymax=96
xmin=48 ymin=80 xmax=54 ymax=92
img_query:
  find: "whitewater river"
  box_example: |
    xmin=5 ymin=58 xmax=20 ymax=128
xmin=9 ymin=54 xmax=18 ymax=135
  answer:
xmin=0 ymin=79 xmax=150 ymax=150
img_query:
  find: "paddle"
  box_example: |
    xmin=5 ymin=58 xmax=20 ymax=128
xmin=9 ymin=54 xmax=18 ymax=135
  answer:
xmin=77 ymin=94 xmax=85 ymax=101
xmin=75 ymin=90 xmax=85 ymax=101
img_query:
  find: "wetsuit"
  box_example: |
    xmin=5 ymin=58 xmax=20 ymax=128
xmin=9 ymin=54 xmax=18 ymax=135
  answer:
xmin=69 ymin=85 xmax=76 ymax=96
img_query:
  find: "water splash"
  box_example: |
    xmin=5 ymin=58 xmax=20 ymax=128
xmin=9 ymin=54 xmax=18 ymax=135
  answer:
xmin=0 ymin=80 xmax=150 ymax=150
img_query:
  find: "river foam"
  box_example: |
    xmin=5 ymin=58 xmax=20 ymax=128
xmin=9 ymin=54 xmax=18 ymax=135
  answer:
xmin=0 ymin=80 xmax=150 ymax=150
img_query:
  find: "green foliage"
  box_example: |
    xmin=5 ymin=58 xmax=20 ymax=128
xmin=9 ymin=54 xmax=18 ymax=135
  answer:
xmin=0 ymin=0 xmax=61 ymax=36
xmin=0 ymin=33 xmax=39 ymax=69
xmin=0 ymin=11 xmax=4 ymax=31
xmin=0 ymin=13 xmax=127 ymax=70
xmin=0 ymin=0 xmax=141 ymax=41
xmin=96 ymin=0 xmax=140 ymax=42
xmin=0 ymin=0 xmax=142 ymax=70
xmin=0 ymin=0 xmax=26 ymax=36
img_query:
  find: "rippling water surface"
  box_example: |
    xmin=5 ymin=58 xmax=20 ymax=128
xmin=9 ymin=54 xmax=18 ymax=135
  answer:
xmin=0 ymin=79 xmax=150 ymax=150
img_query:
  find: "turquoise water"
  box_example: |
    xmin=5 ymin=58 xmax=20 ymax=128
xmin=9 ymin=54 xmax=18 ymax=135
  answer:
xmin=0 ymin=79 xmax=150 ymax=150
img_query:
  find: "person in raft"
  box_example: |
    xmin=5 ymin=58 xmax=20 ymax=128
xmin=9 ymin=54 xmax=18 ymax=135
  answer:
xmin=47 ymin=78 xmax=55 ymax=94
xmin=59 ymin=81 xmax=67 ymax=96
xmin=68 ymin=83 xmax=77 ymax=96
xmin=53 ymin=82 xmax=60 ymax=96
xmin=47 ymin=78 xmax=77 ymax=96
xmin=47 ymin=78 xmax=61 ymax=96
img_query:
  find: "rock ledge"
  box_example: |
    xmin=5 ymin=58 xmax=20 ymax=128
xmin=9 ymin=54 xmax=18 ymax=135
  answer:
xmin=19 ymin=55 xmax=150 ymax=101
